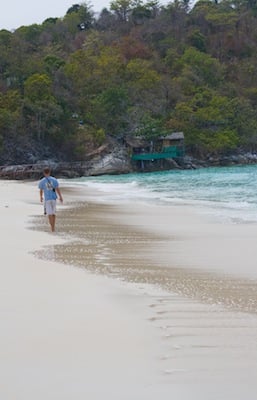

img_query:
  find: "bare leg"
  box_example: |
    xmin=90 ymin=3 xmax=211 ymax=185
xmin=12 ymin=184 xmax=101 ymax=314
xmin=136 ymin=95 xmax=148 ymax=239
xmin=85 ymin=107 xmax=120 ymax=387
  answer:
xmin=48 ymin=214 xmax=56 ymax=232
xmin=52 ymin=215 xmax=56 ymax=231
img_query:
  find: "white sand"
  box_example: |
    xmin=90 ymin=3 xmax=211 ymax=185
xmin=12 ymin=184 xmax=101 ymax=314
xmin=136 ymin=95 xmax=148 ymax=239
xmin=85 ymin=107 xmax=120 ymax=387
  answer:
xmin=0 ymin=181 xmax=169 ymax=399
xmin=1 ymin=180 xmax=257 ymax=400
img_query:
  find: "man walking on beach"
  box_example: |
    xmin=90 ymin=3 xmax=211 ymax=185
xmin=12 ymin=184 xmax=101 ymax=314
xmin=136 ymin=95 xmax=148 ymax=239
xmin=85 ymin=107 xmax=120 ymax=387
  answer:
xmin=38 ymin=167 xmax=63 ymax=232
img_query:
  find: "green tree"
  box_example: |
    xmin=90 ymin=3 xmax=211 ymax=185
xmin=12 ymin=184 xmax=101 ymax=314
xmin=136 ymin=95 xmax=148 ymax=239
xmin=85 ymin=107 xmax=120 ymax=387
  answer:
xmin=64 ymin=2 xmax=94 ymax=32
xmin=91 ymin=87 xmax=129 ymax=134
xmin=24 ymin=73 xmax=63 ymax=142
xmin=178 ymin=47 xmax=224 ymax=88
xmin=167 ymin=91 xmax=242 ymax=155
xmin=44 ymin=55 xmax=65 ymax=75
xmin=110 ymin=0 xmax=135 ymax=21
xmin=24 ymin=73 xmax=53 ymax=102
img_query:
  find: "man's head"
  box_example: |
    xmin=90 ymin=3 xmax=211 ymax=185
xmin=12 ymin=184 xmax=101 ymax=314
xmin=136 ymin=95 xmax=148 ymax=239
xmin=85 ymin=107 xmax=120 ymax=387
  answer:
xmin=43 ymin=167 xmax=51 ymax=176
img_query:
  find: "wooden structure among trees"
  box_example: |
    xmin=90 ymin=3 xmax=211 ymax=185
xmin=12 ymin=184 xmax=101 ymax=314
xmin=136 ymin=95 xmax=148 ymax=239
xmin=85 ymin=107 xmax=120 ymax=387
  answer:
xmin=126 ymin=132 xmax=185 ymax=170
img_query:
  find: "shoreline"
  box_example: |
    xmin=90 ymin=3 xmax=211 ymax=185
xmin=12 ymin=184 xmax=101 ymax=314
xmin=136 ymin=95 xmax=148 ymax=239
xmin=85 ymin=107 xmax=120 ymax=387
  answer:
xmin=34 ymin=184 xmax=257 ymax=313
xmin=2 ymin=180 xmax=257 ymax=399
xmin=33 ymin=183 xmax=257 ymax=386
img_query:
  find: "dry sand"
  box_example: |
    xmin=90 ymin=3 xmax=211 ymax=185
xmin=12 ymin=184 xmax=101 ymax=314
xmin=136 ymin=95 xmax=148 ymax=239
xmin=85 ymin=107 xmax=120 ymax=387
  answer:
xmin=1 ymin=180 xmax=257 ymax=399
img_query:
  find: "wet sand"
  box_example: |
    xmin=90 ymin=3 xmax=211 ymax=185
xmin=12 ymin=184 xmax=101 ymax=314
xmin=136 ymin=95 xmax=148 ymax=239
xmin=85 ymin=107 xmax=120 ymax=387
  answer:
xmin=1 ymin=180 xmax=257 ymax=399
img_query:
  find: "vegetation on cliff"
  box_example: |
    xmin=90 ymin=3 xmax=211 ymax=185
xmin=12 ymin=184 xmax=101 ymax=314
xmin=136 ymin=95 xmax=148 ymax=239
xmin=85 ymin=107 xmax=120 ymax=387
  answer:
xmin=1 ymin=0 xmax=257 ymax=164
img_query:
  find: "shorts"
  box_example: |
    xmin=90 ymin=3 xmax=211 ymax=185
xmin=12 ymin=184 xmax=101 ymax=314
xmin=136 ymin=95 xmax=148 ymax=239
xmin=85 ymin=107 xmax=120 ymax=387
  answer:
xmin=45 ymin=200 xmax=57 ymax=215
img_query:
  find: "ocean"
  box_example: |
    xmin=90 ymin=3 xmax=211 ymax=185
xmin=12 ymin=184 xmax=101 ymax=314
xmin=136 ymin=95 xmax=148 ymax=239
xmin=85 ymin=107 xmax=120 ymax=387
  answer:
xmin=66 ymin=164 xmax=257 ymax=224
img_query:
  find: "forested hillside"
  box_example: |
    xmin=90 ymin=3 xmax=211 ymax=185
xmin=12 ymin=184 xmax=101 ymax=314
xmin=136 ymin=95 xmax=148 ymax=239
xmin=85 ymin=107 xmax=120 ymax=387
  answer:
xmin=1 ymin=0 xmax=257 ymax=164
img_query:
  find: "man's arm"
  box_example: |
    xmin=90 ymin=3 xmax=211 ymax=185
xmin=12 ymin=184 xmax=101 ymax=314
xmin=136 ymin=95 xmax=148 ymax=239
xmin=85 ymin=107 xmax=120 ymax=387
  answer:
xmin=39 ymin=189 xmax=43 ymax=203
xmin=56 ymin=187 xmax=63 ymax=202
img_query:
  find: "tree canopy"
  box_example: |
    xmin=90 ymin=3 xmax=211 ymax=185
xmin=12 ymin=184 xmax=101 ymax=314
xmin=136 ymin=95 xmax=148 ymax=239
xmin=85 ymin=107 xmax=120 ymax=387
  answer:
xmin=1 ymin=0 xmax=257 ymax=163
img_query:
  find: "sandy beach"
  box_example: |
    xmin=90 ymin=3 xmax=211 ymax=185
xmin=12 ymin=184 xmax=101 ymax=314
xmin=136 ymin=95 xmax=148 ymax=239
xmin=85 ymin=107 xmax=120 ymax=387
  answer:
xmin=1 ymin=180 xmax=257 ymax=399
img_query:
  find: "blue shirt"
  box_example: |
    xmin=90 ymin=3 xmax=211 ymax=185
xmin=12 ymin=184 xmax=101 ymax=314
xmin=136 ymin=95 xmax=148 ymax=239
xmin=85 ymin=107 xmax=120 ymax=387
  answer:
xmin=38 ymin=176 xmax=58 ymax=201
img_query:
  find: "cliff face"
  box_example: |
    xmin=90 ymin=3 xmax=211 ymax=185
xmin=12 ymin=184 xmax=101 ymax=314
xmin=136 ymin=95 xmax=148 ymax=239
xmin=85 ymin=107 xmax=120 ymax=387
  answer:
xmin=0 ymin=140 xmax=133 ymax=179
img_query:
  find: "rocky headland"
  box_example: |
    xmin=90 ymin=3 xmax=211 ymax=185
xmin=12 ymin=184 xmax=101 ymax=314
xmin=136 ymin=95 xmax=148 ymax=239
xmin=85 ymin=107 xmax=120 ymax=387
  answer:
xmin=1 ymin=139 xmax=257 ymax=180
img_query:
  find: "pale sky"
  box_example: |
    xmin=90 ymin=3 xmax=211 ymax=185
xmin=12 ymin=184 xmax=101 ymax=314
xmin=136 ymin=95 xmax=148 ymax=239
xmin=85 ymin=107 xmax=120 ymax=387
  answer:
xmin=0 ymin=0 xmax=110 ymax=31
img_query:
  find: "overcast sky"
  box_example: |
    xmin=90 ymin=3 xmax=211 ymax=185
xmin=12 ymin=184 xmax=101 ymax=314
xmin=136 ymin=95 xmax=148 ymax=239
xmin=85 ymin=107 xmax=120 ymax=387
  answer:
xmin=0 ymin=0 xmax=110 ymax=31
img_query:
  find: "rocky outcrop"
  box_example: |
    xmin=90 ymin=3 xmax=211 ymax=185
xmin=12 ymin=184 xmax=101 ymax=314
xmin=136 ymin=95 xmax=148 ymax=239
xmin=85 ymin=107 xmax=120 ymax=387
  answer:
xmin=180 ymin=152 xmax=257 ymax=169
xmin=0 ymin=146 xmax=132 ymax=179
xmin=1 ymin=146 xmax=257 ymax=180
xmin=84 ymin=147 xmax=132 ymax=176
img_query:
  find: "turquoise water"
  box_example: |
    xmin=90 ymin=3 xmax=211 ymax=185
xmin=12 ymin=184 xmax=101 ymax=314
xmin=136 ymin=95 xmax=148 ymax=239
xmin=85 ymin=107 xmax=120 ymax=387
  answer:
xmin=68 ymin=164 xmax=257 ymax=223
